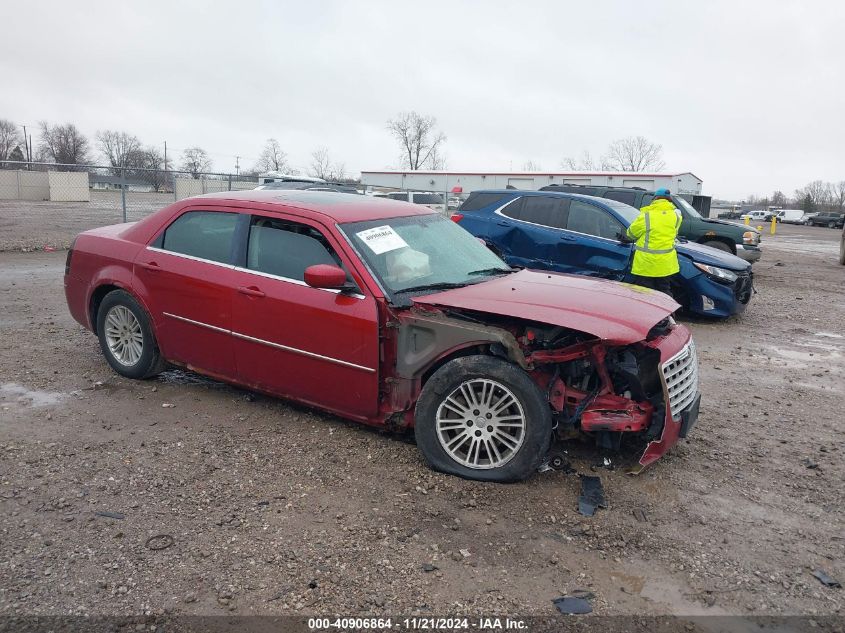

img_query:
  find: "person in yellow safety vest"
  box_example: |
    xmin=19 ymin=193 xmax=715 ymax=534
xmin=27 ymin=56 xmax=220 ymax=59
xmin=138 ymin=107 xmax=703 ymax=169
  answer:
xmin=625 ymin=188 xmax=682 ymax=297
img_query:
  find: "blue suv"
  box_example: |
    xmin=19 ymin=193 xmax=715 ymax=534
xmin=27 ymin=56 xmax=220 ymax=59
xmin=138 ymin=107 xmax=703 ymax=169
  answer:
xmin=453 ymin=190 xmax=754 ymax=318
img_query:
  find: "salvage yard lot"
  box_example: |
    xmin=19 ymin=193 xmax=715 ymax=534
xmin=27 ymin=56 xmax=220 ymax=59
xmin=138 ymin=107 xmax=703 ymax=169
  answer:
xmin=1 ymin=222 xmax=843 ymax=619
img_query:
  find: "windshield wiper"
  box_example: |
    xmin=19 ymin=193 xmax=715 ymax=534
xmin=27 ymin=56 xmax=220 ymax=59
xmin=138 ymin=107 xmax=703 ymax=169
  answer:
xmin=466 ymin=267 xmax=514 ymax=276
xmin=394 ymin=282 xmax=468 ymax=294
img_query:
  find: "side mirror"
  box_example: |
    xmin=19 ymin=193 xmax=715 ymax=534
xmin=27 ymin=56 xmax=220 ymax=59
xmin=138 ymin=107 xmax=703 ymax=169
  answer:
xmin=304 ymin=264 xmax=347 ymax=290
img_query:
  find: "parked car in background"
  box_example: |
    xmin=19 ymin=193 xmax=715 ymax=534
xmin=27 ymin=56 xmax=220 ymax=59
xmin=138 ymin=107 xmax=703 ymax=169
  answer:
xmin=541 ymin=184 xmax=761 ymax=263
xmin=378 ymin=190 xmax=446 ymax=213
xmin=807 ymin=212 xmax=845 ymax=228
xmin=740 ymin=210 xmax=774 ymax=222
xmin=255 ymin=178 xmax=360 ymax=194
xmin=775 ymin=209 xmax=805 ymax=224
xmin=64 ymin=190 xmax=699 ymax=480
xmin=454 ymin=190 xmax=754 ymax=319
xmin=801 ymin=212 xmax=819 ymax=224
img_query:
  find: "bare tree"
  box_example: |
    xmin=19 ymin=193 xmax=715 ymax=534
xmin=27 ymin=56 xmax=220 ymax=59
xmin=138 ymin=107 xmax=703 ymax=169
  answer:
xmin=802 ymin=180 xmax=833 ymax=208
xmin=560 ymin=150 xmax=606 ymax=171
xmin=97 ymin=130 xmax=142 ymax=174
xmin=0 ymin=119 xmax=22 ymax=164
xmin=771 ymin=190 xmax=787 ymax=207
xmin=180 ymin=147 xmax=212 ymax=178
xmin=601 ymin=136 xmax=665 ymax=172
xmin=521 ymin=160 xmax=543 ymax=171
xmin=255 ymin=138 xmax=290 ymax=173
xmin=129 ymin=146 xmax=171 ymax=190
xmin=307 ymin=146 xmax=343 ymax=180
xmin=387 ymin=111 xmax=446 ymax=170
xmin=833 ymin=181 xmax=845 ymax=212
xmin=37 ymin=122 xmax=91 ymax=167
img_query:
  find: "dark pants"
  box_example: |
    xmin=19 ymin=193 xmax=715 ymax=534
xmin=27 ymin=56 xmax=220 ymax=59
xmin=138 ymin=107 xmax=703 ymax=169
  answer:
xmin=632 ymin=274 xmax=674 ymax=298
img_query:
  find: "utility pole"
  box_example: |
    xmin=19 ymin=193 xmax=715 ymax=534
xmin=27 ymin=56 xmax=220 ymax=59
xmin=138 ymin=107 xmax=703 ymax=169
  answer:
xmin=21 ymin=125 xmax=30 ymax=168
xmin=235 ymin=155 xmax=240 ymax=177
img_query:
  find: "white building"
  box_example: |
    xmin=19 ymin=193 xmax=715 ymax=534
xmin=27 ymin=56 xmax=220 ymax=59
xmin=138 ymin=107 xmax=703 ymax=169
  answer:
xmin=360 ymin=170 xmax=703 ymax=196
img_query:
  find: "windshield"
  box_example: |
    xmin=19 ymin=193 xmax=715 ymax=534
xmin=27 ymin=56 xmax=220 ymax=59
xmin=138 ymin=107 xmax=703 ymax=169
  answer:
xmin=673 ymin=196 xmax=703 ymax=219
xmin=340 ymin=214 xmax=511 ymax=301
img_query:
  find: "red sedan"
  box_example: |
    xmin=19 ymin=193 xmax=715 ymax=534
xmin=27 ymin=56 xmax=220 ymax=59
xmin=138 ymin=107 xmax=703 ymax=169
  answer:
xmin=64 ymin=190 xmax=700 ymax=481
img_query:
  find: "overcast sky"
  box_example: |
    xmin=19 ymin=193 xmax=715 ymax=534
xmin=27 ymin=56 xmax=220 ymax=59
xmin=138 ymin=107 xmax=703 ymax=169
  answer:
xmin=3 ymin=0 xmax=843 ymax=199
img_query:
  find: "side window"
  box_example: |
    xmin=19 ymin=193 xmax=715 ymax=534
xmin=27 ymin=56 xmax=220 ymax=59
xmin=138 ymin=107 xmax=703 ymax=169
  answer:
xmin=246 ymin=216 xmax=341 ymax=282
xmin=160 ymin=211 xmax=238 ymax=263
xmin=567 ymin=201 xmax=624 ymax=240
xmin=388 ymin=192 xmax=408 ymax=201
xmin=640 ymin=194 xmax=654 ymax=208
xmin=519 ymin=196 xmax=570 ymax=229
xmin=604 ymin=190 xmax=637 ymax=206
xmin=499 ymin=197 xmax=525 ymax=220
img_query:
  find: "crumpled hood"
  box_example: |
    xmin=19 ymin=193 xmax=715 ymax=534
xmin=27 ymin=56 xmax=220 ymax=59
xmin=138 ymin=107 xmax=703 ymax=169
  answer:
xmin=676 ymin=241 xmax=751 ymax=271
xmin=413 ymin=269 xmax=679 ymax=344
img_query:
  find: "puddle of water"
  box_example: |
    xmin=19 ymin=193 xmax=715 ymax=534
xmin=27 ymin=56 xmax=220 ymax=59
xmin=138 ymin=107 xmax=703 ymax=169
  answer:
xmin=0 ymin=382 xmax=65 ymax=408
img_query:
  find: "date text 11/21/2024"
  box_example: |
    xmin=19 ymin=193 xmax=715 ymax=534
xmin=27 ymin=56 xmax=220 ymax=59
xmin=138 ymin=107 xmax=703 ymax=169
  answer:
xmin=308 ymin=617 xmax=529 ymax=630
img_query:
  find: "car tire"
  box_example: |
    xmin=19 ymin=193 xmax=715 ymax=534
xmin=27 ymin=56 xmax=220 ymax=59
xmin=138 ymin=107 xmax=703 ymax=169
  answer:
xmin=839 ymin=235 xmax=845 ymax=265
xmin=96 ymin=290 xmax=166 ymax=380
xmin=828 ymin=221 xmax=836 ymax=229
xmin=414 ymin=355 xmax=552 ymax=482
xmin=702 ymin=240 xmax=732 ymax=253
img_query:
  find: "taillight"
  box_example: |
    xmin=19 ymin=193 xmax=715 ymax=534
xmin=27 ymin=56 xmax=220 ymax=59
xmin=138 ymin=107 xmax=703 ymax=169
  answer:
xmin=450 ymin=213 xmax=464 ymax=223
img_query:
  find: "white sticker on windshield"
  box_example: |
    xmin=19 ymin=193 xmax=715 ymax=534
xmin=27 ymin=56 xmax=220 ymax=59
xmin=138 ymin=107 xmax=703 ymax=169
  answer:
xmin=356 ymin=225 xmax=408 ymax=255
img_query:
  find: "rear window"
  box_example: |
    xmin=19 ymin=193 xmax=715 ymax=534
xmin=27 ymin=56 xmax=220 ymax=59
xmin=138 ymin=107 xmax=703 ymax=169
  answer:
xmin=458 ymin=192 xmax=511 ymax=211
xmin=160 ymin=211 xmax=238 ymax=264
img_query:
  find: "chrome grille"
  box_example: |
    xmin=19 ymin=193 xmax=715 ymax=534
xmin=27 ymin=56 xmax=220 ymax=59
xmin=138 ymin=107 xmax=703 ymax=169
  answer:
xmin=661 ymin=340 xmax=699 ymax=418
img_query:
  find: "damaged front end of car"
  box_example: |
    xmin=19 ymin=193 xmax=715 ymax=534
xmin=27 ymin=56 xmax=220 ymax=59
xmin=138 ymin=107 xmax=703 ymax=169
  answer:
xmin=388 ymin=301 xmax=700 ymax=471
xmin=519 ymin=316 xmax=700 ymax=471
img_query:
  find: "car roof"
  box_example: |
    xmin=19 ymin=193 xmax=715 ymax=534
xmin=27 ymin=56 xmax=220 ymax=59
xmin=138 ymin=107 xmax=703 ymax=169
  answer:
xmin=471 ymin=189 xmax=614 ymax=205
xmin=191 ymin=189 xmax=433 ymax=223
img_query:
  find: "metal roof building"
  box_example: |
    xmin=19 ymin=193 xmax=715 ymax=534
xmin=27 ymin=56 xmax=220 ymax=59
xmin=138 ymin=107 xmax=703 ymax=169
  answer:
xmin=360 ymin=170 xmax=703 ymax=196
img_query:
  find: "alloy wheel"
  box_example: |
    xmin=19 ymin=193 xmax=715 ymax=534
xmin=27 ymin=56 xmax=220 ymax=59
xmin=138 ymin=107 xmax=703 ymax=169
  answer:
xmin=435 ymin=378 xmax=526 ymax=469
xmin=104 ymin=305 xmax=143 ymax=366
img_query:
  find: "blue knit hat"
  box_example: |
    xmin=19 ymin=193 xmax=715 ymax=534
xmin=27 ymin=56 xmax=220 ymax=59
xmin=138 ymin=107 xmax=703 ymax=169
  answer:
xmin=654 ymin=188 xmax=671 ymax=196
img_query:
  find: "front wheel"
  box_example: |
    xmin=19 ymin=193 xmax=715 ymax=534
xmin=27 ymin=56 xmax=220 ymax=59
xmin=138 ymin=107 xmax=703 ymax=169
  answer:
xmin=414 ymin=355 xmax=552 ymax=482
xmin=97 ymin=290 xmax=165 ymax=379
xmin=828 ymin=221 xmax=836 ymax=228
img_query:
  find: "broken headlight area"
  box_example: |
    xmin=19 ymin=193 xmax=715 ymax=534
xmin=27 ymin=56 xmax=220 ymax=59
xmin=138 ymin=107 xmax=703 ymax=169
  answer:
xmin=526 ymin=336 xmax=668 ymax=460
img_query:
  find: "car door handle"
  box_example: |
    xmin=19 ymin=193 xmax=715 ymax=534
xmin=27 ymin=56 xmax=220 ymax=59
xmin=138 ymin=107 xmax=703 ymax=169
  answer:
xmin=140 ymin=261 xmax=160 ymax=271
xmin=237 ymin=285 xmax=265 ymax=298
xmin=496 ymin=220 xmax=511 ymax=226
xmin=559 ymin=234 xmax=576 ymax=242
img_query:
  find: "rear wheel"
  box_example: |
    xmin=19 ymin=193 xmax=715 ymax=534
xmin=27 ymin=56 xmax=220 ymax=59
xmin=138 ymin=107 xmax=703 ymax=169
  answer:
xmin=828 ymin=221 xmax=836 ymax=229
xmin=702 ymin=240 xmax=732 ymax=254
xmin=96 ymin=290 xmax=165 ymax=379
xmin=415 ymin=355 xmax=552 ymax=482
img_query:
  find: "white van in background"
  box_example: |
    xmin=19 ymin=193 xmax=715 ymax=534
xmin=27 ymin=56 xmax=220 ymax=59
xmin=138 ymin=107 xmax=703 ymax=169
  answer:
xmin=775 ymin=209 xmax=805 ymax=224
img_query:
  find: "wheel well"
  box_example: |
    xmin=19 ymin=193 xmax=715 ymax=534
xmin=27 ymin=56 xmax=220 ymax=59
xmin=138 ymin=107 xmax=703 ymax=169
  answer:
xmin=698 ymin=236 xmax=736 ymax=254
xmin=89 ymin=284 xmax=120 ymax=331
xmin=420 ymin=344 xmax=490 ymax=387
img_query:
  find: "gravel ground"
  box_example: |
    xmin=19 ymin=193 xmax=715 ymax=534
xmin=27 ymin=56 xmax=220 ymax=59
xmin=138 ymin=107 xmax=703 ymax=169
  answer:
xmin=0 ymin=222 xmax=843 ymax=622
xmin=0 ymin=192 xmax=175 ymax=252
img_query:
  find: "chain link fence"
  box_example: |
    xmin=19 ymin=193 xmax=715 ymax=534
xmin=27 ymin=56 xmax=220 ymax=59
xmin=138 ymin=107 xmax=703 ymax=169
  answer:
xmin=0 ymin=161 xmax=260 ymax=251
